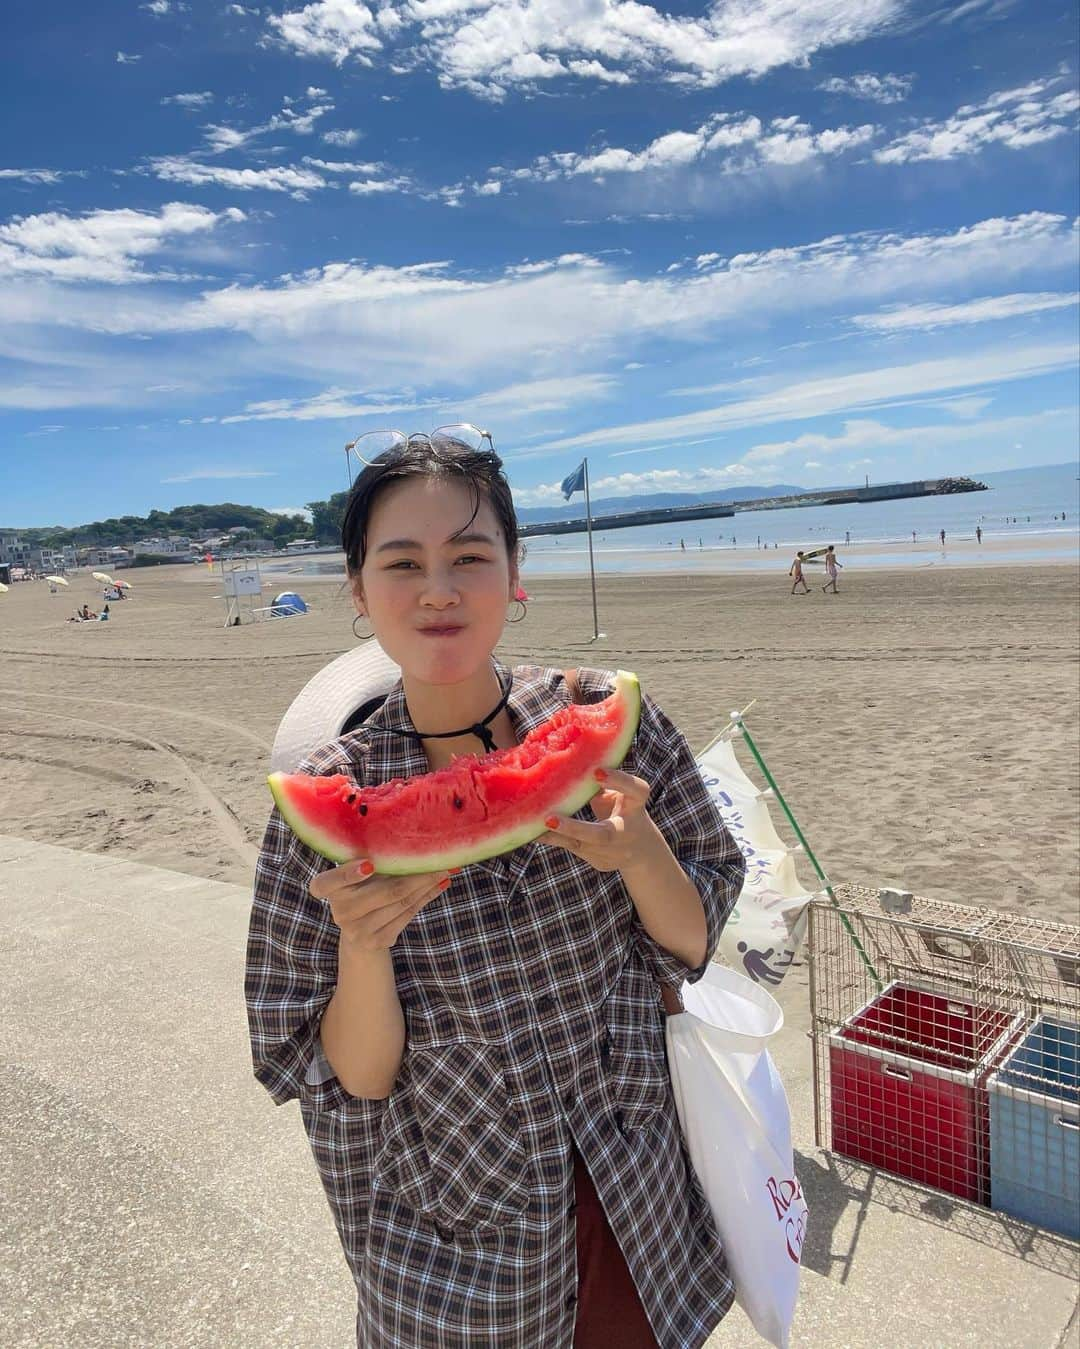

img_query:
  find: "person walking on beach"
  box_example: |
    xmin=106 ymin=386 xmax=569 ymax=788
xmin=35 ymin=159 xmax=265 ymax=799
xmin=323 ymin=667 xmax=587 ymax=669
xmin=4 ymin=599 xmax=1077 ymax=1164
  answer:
xmin=822 ymin=545 xmax=843 ymax=594
xmin=940 ymin=529 xmax=946 ymax=547
xmin=246 ymin=432 xmax=744 ymax=1348
xmin=976 ymin=526 xmax=982 ymax=544
xmin=789 ymin=551 xmax=810 ymax=594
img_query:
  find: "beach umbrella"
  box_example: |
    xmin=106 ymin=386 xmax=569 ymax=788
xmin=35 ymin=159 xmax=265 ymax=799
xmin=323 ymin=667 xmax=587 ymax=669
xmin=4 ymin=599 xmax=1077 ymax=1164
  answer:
xmin=92 ymin=571 xmax=114 ymax=584
xmin=0 ymin=582 xmax=8 ymax=593
xmin=116 ymin=579 xmax=133 ymax=589
xmin=45 ymin=575 xmax=69 ymax=586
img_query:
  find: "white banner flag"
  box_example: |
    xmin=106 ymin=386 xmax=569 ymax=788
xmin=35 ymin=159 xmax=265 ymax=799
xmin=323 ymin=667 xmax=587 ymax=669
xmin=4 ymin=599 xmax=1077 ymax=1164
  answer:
xmin=697 ymin=737 xmax=818 ymax=987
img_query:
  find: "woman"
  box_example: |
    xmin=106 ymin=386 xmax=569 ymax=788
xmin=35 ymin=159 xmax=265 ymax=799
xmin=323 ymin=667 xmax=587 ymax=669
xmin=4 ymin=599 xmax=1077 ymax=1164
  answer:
xmin=246 ymin=432 xmax=745 ymax=1348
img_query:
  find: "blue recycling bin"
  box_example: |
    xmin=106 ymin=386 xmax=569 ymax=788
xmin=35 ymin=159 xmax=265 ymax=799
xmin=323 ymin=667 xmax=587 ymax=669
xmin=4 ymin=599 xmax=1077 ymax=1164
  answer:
xmin=988 ymin=1018 xmax=1079 ymax=1238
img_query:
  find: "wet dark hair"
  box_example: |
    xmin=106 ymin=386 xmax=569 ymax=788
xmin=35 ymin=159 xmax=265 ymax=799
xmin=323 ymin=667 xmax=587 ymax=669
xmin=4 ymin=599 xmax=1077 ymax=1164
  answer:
xmin=341 ymin=439 xmax=520 ymax=576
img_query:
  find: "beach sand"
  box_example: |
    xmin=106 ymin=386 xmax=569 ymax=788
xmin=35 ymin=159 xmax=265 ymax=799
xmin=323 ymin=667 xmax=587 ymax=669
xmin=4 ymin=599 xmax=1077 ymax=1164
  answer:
xmin=1 ymin=560 xmax=1077 ymax=928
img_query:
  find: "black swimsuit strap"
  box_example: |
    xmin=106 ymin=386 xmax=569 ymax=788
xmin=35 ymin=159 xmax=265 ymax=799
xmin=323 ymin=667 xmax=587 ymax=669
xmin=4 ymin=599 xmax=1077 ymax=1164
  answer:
xmin=379 ymin=669 xmax=512 ymax=754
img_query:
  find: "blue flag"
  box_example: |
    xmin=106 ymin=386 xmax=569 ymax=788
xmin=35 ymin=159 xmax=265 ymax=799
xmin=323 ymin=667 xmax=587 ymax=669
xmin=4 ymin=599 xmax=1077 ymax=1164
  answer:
xmin=560 ymin=460 xmax=586 ymax=500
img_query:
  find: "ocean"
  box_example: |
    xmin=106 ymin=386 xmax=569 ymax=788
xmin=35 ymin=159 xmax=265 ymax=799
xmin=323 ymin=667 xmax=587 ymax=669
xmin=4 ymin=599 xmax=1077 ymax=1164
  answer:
xmin=267 ymin=461 xmax=1078 ymax=579
xmin=519 ymin=461 xmax=1079 ymax=575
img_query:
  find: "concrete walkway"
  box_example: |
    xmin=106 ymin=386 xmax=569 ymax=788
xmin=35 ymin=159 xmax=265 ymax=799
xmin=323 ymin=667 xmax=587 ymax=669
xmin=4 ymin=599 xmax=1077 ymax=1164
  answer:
xmin=1 ymin=834 xmax=1076 ymax=1349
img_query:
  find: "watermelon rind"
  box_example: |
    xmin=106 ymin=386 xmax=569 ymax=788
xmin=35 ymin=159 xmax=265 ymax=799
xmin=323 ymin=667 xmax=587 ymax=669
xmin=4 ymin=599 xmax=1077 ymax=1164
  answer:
xmin=269 ymin=669 xmax=642 ymax=873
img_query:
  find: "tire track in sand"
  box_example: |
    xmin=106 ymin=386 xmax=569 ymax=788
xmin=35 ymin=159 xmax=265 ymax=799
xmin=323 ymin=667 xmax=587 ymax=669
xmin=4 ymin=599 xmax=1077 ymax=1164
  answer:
xmin=2 ymin=700 xmax=258 ymax=871
xmin=0 ymin=686 xmax=271 ymax=753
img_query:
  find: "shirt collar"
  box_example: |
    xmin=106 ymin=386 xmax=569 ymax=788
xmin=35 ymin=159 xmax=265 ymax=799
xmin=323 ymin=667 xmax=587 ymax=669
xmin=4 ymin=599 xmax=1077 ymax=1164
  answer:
xmin=364 ymin=659 xmax=566 ymax=743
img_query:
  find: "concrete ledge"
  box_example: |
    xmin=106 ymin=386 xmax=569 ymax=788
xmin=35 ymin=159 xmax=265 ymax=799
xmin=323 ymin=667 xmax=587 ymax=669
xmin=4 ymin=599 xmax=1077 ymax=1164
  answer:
xmin=0 ymin=836 xmax=1075 ymax=1347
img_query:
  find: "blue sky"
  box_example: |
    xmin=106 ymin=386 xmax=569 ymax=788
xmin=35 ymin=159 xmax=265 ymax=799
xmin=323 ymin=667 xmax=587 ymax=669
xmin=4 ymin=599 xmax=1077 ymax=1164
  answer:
xmin=2 ymin=0 xmax=1077 ymax=526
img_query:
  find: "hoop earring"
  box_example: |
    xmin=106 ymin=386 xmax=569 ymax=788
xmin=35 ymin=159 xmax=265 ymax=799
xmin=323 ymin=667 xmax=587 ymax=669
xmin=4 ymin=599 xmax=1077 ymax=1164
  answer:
xmin=506 ymin=599 xmax=527 ymax=624
xmin=352 ymin=614 xmax=373 ymax=640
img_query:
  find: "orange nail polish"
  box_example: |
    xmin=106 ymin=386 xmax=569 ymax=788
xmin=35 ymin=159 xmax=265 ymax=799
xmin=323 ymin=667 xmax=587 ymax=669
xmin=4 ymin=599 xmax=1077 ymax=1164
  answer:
xmin=438 ymin=877 xmax=451 ymax=890
xmin=595 ymin=768 xmax=608 ymax=781
xmin=545 ymin=816 xmax=559 ymax=830
xmin=358 ymin=859 xmax=375 ymax=877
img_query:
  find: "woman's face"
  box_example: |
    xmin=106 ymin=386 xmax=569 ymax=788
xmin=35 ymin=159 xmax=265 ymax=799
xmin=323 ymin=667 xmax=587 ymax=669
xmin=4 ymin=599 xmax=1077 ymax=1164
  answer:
xmin=353 ymin=475 xmax=518 ymax=683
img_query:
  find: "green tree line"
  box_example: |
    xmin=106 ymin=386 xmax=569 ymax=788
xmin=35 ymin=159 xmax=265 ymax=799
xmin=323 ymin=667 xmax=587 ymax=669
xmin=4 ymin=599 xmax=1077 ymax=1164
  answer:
xmin=8 ymin=494 xmax=362 ymax=550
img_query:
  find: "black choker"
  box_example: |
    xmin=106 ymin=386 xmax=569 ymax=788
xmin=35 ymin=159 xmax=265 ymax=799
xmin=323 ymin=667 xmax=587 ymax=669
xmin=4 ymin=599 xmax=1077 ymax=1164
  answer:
xmin=382 ymin=670 xmax=512 ymax=754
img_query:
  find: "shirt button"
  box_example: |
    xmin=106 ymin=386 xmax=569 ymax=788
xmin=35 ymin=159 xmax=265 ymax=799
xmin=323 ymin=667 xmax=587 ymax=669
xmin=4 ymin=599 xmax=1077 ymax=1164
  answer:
xmin=434 ymin=1223 xmax=454 ymax=1242
xmin=567 ymin=1200 xmax=578 ymax=1216
xmin=536 ymin=994 xmax=555 ymax=1015
xmin=565 ymin=1293 xmax=578 ymax=1309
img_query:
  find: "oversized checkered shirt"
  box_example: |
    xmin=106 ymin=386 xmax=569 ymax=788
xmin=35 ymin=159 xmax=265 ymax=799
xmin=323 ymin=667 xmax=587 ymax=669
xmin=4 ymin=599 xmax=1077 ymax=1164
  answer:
xmin=246 ymin=664 xmax=744 ymax=1348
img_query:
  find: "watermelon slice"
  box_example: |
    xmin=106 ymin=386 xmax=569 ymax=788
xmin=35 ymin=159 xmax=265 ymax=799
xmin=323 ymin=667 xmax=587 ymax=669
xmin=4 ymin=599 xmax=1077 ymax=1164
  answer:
xmin=268 ymin=670 xmax=641 ymax=873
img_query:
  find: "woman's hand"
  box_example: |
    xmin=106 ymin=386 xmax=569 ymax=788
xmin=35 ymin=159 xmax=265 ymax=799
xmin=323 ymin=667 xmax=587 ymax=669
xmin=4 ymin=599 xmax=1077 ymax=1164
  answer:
xmin=309 ymin=859 xmax=458 ymax=952
xmin=536 ymin=767 xmax=662 ymax=873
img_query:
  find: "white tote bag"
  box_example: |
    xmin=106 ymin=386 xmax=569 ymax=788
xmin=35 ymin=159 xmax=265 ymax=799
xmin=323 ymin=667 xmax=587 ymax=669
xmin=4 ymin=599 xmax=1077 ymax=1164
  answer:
xmin=665 ymin=963 xmax=808 ymax=1349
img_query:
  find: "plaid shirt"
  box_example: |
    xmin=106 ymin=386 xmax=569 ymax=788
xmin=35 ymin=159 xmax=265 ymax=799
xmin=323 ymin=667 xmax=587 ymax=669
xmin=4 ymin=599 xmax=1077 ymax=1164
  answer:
xmin=246 ymin=664 xmax=744 ymax=1348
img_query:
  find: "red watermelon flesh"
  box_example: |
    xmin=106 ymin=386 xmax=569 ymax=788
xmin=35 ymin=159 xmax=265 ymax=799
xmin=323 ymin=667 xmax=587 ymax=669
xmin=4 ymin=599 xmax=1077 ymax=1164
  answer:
xmin=268 ymin=670 xmax=641 ymax=873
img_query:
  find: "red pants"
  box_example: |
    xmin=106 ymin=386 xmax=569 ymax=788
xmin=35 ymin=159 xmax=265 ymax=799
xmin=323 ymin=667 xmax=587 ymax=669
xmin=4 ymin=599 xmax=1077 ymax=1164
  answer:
xmin=572 ymin=1147 xmax=659 ymax=1349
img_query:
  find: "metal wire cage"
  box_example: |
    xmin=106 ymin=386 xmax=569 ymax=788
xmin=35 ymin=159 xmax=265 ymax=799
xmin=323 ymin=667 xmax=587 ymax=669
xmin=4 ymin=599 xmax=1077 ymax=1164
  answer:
xmin=809 ymin=885 xmax=1080 ymax=1238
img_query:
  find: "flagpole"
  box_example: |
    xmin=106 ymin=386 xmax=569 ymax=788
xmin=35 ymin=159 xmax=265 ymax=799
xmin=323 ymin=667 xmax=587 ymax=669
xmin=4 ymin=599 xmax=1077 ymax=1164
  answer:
xmin=729 ymin=711 xmax=882 ymax=989
xmin=583 ymin=458 xmax=601 ymax=642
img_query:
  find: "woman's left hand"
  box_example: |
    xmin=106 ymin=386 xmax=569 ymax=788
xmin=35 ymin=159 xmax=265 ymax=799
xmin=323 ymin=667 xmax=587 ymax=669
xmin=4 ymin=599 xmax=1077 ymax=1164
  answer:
xmin=536 ymin=767 xmax=661 ymax=873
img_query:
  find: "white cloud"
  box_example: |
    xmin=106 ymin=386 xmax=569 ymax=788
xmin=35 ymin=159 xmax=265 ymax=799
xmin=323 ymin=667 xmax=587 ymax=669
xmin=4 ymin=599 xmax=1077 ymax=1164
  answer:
xmin=0 ymin=168 xmax=66 ymax=184
xmin=875 ymin=79 xmax=1079 ymax=164
xmin=302 ymin=156 xmax=381 ymax=173
xmin=266 ymin=0 xmax=383 ymax=65
xmin=468 ymin=372 xmax=617 ymax=416
xmin=851 ymin=291 xmax=1080 ymax=332
xmin=547 ymin=342 xmax=1080 ymax=453
xmin=142 ymin=0 xmax=187 ymax=13
xmin=740 ymin=406 xmax=1075 ymax=463
xmin=268 ymin=505 xmax=315 ymax=519
xmin=512 ymin=461 xmax=754 ymax=507
xmin=149 ymin=157 xmax=329 ymax=196
xmin=268 ymin=0 xmax=904 ymax=96
xmin=116 ymin=51 xmax=142 ymax=63
xmin=0 ymin=202 xmax=245 ymax=284
xmin=216 ymin=371 xmax=615 ymax=426
xmin=504 ymin=252 xmax=600 ymax=276
xmin=506 ymin=110 xmax=876 ymax=188
xmin=161 ymin=467 xmax=278 ymax=482
xmin=934 ymin=395 xmax=993 ymax=418
xmin=199 ymin=94 xmax=335 ymax=155
xmin=349 ymin=176 xmax=413 ymax=195
xmin=818 ymin=72 xmax=913 ymax=103
xmin=6 ymin=212 xmax=1076 ymax=407
xmin=220 ymin=388 xmax=420 ymax=423
xmin=161 ymin=90 xmax=215 ymax=107
xmin=322 ymin=127 xmax=361 ymax=145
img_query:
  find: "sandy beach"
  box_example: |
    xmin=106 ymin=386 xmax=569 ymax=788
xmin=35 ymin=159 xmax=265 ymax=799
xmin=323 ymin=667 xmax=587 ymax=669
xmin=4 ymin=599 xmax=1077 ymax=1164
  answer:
xmin=1 ymin=555 xmax=1077 ymax=927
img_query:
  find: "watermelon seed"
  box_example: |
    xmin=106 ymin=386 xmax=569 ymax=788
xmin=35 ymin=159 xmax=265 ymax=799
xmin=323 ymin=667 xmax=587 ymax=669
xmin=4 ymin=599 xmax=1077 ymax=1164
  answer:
xmin=358 ymin=803 xmax=368 ymax=816
xmin=453 ymin=794 xmax=464 ymax=810
xmin=346 ymin=793 xmax=357 ymax=804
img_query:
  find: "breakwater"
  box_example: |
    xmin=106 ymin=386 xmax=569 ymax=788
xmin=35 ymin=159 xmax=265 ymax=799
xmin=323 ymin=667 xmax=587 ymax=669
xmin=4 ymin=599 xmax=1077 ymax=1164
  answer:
xmin=519 ymin=476 xmax=987 ymax=538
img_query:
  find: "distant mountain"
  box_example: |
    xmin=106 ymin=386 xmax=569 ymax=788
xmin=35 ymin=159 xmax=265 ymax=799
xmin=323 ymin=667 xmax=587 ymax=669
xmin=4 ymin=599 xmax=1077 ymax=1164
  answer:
xmin=514 ymin=484 xmax=807 ymax=523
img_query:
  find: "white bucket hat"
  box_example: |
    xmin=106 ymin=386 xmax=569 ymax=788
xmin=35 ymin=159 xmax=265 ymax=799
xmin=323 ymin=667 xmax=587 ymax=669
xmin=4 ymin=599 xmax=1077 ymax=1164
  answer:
xmin=270 ymin=640 xmax=401 ymax=774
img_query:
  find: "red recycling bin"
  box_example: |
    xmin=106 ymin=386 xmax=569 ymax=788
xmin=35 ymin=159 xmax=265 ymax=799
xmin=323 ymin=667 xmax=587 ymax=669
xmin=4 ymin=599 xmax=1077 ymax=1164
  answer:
xmin=829 ymin=981 xmax=1022 ymax=1203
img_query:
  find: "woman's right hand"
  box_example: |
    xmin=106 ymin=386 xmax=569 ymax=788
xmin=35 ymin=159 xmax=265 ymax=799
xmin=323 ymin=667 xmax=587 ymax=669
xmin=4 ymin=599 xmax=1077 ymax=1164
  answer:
xmin=309 ymin=859 xmax=457 ymax=952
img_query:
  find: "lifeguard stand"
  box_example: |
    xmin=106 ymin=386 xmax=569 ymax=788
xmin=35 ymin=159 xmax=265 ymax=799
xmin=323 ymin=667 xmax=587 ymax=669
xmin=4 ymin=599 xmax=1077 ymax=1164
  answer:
xmin=219 ymin=559 xmax=263 ymax=627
